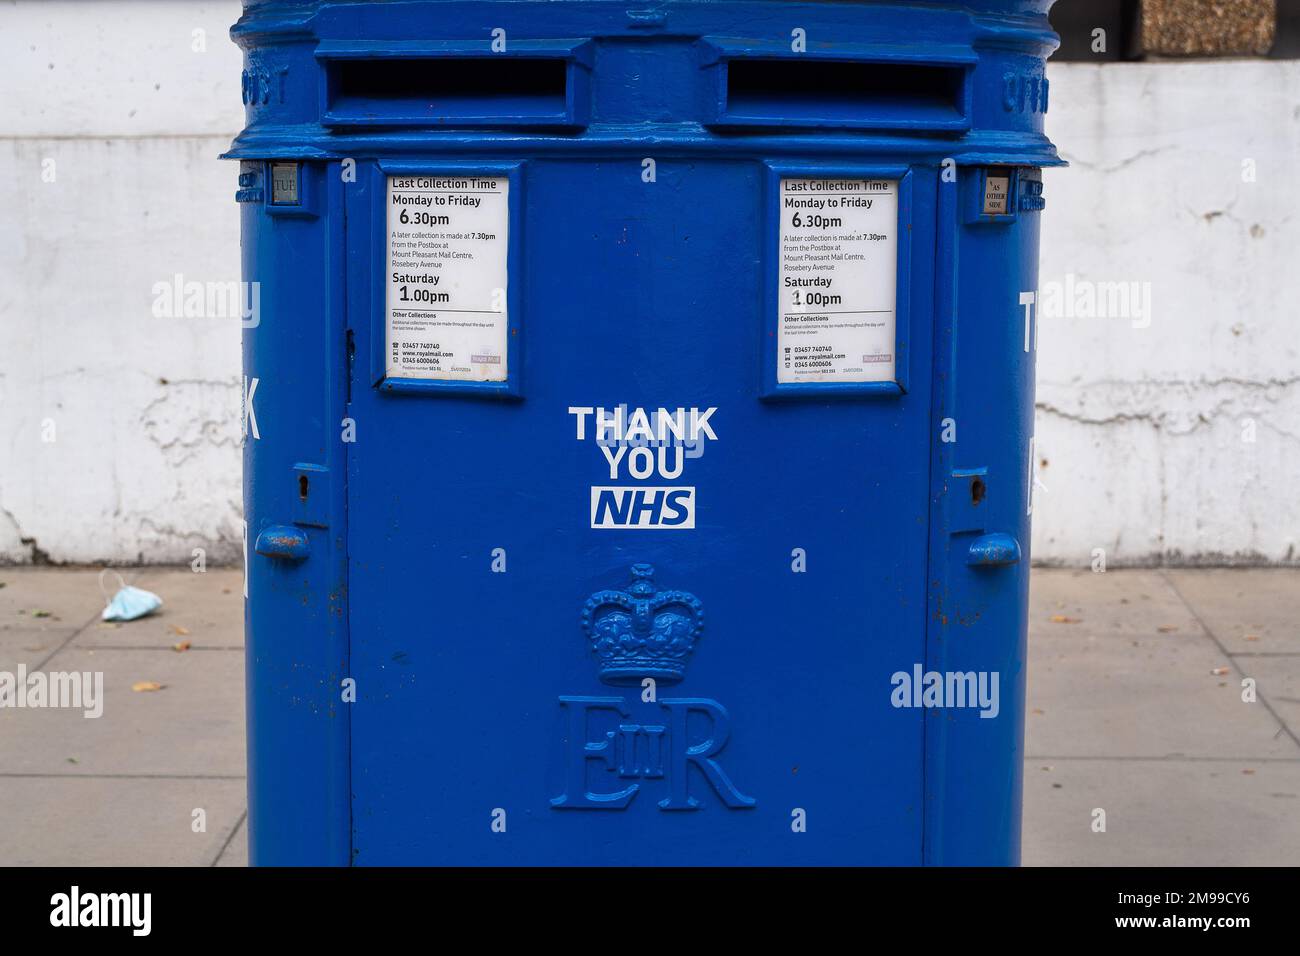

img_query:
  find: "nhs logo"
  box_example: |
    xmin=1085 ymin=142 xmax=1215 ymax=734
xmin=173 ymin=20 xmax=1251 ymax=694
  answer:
xmin=570 ymin=404 xmax=716 ymax=530
xmin=590 ymin=486 xmax=695 ymax=529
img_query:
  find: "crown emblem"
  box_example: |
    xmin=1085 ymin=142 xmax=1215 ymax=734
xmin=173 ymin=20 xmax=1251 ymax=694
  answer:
xmin=581 ymin=564 xmax=703 ymax=686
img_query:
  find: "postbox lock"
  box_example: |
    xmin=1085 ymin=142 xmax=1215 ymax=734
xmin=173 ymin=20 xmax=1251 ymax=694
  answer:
xmin=949 ymin=468 xmax=990 ymax=533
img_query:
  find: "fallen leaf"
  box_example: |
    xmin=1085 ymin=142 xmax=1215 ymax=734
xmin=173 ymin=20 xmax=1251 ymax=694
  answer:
xmin=1049 ymin=615 xmax=1082 ymax=624
xmin=1242 ymin=769 xmax=1256 ymax=775
xmin=222 ymin=588 xmax=231 ymax=594
xmin=96 ymin=622 xmax=120 ymax=630
xmin=131 ymin=681 xmax=164 ymax=692
xmin=66 ymin=757 xmax=78 ymax=764
xmin=172 ymin=641 xmax=192 ymax=652
xmin=1032 ymin=708 xmax=1045 ymax=715
xmin=1157 ymin=625 xmax=1178 ymax=633
xmin=31 ymin=609 xmax=51 ymax=618
xmin=171 ymin=625 xmax=190 ymax=636
xmin=1210 ymin=666 xmax=1230 ymax=676
xmin=1245 ymin=634 xmax=1260 ymax=642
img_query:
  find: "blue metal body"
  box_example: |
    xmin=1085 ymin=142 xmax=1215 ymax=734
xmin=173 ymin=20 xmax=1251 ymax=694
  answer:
xmin=228 ymin=0 xmax=1059 ymax=865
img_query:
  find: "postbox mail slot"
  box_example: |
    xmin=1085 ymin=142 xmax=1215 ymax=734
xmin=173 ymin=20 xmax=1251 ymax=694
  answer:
xmin=720 ymin=57 xmax=970 ymax=131
xmin=324 ymin=56 xmax=577 ymax=127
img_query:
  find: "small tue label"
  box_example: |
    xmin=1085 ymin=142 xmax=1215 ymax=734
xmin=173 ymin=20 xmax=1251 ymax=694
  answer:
xmin=778 ymin=178 xmax=898 ymax=384
xmin=386 ymin=176 xmax=509 ymax=382
xmin=270 ymin=163 xmax=299 ymax=205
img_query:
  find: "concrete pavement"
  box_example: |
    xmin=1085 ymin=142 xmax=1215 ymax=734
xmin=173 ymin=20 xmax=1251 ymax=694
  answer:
xmin=0 ymin=566 xmax=1296 ymax=866
xmin=0 ymin=567 xmax=247 ymax=866
xmin=1023 ymin=568 xmax=1300 ymax=866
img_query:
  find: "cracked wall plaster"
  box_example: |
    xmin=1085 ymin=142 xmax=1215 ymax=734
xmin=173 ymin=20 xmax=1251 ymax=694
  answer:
xmin=0 ymin=1 xmax=245 ymax=565
xmin=1034 ymin=62 xmax=1300 ymax=566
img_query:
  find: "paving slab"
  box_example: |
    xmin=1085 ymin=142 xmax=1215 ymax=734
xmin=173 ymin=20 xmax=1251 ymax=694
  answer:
xmin=0 ymin=624 xmax=81 ymax=674
xmin=1235 ymin=654 xmax=1300 ymax=744
xmin=1023 ymin=758 xmax=1300 ymax=866
xmin=1028 ymin=568 xmax=1204 ymax=639
xmin=0 ymin=776 xmax=246 ymax=866
xmin=1027 ymin=616 xmax=1297 ymax=759
xmin=0 ymin=646 xmax=245 ymax=777
xmin=0 ymin=570 xmax=97 ymax=688
xmin=80 ymin=568 xmax=244 ymax=650
xmin=214 ymin=815 xmax=249 ymax=867
xmin=0 ymin=568 xmax=109 ymax=625
xmin=1164 ymin=568 xmax=1300 ymax=655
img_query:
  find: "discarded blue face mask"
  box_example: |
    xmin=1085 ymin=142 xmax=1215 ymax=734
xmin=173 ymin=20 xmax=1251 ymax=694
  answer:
xmin=102 ymin=586 xmax=162 ymax=622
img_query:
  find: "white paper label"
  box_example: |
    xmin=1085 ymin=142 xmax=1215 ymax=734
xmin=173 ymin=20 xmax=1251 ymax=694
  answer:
xmin=983 ymin=174 xmax=1010 ymax=215
xmin=386 ymin=176 xmax=509 ymax=382
xmin=777 ymin=178 xmax=898 ymax=384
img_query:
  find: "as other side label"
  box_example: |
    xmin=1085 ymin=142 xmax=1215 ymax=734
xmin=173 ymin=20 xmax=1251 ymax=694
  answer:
xmin=385 ymin=176 xmax=509 ymax=382
xmin=777 ymin=178 xmax=898 ymax=385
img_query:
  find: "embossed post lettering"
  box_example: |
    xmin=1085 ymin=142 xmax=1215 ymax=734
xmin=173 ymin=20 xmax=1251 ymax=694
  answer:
xmin=554 ymin=565 xmax=757 ymax=812
xmin=658 ymin=698 xmax=756 ymax=810
xmin=551 ymin=696 xmax=640 ymax=810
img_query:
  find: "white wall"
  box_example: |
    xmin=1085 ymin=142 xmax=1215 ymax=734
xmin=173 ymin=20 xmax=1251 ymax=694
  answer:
xmin=1036 ymin=61 xmax=1300 ymax=565
xmin=0 ymin=2 xmax=1296 ymax=565
xmin=0 ymin=1 xmax=246 ymax=564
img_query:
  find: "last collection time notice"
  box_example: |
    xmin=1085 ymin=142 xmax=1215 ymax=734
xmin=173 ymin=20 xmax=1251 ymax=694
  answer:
xmin=778 ymin=178 xmax=899 ymax=385
xmin=386 ymin=176 xmax=509 ymax=383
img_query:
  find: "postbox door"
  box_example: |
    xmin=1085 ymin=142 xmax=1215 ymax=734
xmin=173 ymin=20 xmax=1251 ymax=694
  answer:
xmin=344 ymin=158 xmax=936 ymax=864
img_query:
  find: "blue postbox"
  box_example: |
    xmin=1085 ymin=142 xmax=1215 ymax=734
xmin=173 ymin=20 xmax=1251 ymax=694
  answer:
xmin=228 ymin=0 xmax=1060 ymax=865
